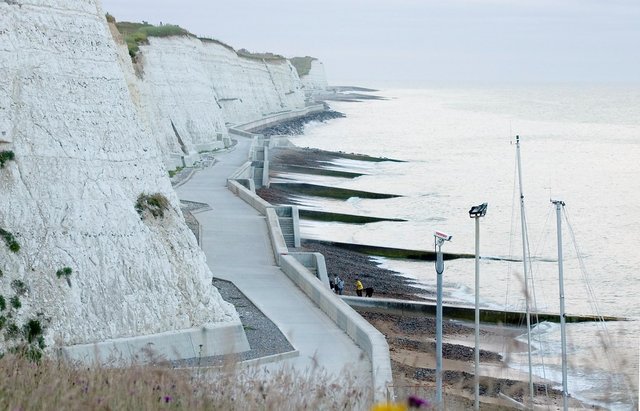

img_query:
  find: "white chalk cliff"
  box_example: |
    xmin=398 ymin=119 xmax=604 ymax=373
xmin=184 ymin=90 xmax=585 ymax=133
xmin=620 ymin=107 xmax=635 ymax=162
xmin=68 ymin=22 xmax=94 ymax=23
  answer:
xmin=299 ymin=59 xmax=330 ymax=97
xmin=0 ymin=0 xmax=239 ymax=350
xmin=113 ymin=34 xmax=308 ymax=168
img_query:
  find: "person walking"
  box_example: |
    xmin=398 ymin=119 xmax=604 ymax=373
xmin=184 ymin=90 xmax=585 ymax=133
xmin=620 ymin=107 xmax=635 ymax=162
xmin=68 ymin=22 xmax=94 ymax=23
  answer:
xmin=336 ymin=276 xmax=345 ymax=295
xmin=333 ymin=275 xmax=341 ymax=294
xmin=355 ymin=278 xmax=364 ymax=297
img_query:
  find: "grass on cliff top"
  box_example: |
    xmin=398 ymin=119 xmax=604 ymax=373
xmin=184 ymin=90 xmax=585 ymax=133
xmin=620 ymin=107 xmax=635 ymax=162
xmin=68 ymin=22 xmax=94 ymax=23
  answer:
xmin=237 ymin=48 xmax=286 ymax=62
xmin=0 ymin=353 xmax=370 ymax=410
xmin=111 ymin=15 xmax=287 ymax=62
xmin=113 ymin=21 xmax=193 ymax=57
xmin=289 ymin=56 xmax=316 ymax=77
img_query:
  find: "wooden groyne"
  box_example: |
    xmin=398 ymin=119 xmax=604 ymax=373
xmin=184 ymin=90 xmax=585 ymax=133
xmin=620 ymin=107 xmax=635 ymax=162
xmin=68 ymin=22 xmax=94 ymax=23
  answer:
xmin=299 ymin=210 xmax=407 ymax=224
xmin=344 ymin=296 xmax=628 ymax=325
xmin=269 ymin=183 xmax=401 ymax=200
xmin=304 ymin=239 xmax=475 ymax=261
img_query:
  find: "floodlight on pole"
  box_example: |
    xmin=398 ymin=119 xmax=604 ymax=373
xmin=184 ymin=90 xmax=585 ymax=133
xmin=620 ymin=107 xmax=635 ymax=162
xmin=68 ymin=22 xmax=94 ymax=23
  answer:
xmin=434 ymin=230 xmax=452 ymax=410
xmin=469 ymin=202 xmax=488 ymax=411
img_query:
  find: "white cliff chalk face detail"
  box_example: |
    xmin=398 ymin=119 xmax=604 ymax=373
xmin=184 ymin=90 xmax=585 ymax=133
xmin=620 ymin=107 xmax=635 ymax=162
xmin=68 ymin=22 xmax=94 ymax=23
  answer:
xmin=300 ymin=59 xmax=329 ymax=97
xmin=127 ymin=36 xmax=307 ymax=168
xmin=0 ymin=0 xmax=238 ymax=349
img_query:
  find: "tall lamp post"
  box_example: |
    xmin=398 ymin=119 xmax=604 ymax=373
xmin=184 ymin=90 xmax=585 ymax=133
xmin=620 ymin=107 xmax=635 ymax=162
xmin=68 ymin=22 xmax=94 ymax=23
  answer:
xmin=469 ymin=203 xmax=488 ymax=410
xmin=434 ymin=230 xmax=452 ymax=410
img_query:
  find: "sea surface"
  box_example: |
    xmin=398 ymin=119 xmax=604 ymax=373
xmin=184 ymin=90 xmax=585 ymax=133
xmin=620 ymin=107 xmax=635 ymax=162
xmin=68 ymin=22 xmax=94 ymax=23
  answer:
xmin=281 ymin=86 xmax=639 ymax=409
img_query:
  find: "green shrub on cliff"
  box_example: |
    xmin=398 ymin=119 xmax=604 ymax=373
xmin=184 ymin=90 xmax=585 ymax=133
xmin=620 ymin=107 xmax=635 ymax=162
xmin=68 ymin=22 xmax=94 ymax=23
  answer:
xmin=237 ymin=48 xmax=285 ymax=61
xmin=0 ymin=150 xmax=15 ymax=168
xmin=114 ymin=21 xmax=192 ymax=57
xmin=9 ymin=296 xmax=21 ymax=310
xmin=135 ymin=193 xmax=170 ymax=218
xmin=290 ymin=56 xmax=316 ymax=77
xmin=0 ymin=228 xmax=20 ymax=253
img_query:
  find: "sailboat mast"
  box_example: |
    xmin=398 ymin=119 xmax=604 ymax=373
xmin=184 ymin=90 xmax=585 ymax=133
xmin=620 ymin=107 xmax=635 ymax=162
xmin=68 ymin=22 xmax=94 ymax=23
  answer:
xmin=552 ymin=199 xmax=569 ymax=411
xmin=515 ymin=135 xmax=535 ymax=403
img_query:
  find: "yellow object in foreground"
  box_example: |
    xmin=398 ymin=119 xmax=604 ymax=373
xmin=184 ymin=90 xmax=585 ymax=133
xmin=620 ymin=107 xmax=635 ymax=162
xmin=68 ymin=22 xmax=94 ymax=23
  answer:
xmin=370 ymin=403 xmax=408 ymax=411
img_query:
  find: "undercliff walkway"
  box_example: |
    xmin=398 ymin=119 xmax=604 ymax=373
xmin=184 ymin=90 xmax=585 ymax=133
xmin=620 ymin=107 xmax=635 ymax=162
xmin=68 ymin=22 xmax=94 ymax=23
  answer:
xmin=175 ymin=138 xmax=372 ymax=383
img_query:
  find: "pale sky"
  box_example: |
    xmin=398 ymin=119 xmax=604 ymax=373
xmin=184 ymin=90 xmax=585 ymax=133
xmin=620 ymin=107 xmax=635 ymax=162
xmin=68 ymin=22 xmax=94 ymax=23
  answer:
xmin=100 ymin=0 xmax=640 ymax=88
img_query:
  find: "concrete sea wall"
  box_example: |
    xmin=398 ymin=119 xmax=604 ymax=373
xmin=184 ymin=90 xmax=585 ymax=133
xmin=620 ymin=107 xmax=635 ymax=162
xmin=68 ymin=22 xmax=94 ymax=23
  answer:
xmin=227 ymin=131 xmax=394 ymax=403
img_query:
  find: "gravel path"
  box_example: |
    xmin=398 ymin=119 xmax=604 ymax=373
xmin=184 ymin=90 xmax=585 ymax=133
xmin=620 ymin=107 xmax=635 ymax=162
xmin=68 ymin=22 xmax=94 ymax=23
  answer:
xmin=171 ymin=278 xmax=294 ymax=367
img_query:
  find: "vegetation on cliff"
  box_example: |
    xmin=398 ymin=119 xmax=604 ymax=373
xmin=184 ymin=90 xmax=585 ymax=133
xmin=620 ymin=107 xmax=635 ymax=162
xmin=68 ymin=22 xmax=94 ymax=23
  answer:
xmin=112 ymin=20 xmax=192 ymax=57
xmin=108 ymin=14 xmax=286 ymax=63
xmin=237 ymin=48 xmax=286 ymax=61
xmin=0 ymin=151 xmax=15 ymax=168
xmin=290 ymin=56 xmax=317 ymax=77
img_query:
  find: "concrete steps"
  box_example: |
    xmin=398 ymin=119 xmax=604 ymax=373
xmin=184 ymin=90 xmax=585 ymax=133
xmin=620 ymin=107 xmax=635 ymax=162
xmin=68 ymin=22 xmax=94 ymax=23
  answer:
xmin=278 ymin=216 xmax=295 ymax=248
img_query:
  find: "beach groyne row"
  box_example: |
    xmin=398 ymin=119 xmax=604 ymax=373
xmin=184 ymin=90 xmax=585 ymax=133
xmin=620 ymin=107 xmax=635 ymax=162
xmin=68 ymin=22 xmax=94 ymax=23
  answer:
xmin=226 ymin=130 xmax=394 ymax=402
xmin=343 ymin=296 xmax=628 ymax=325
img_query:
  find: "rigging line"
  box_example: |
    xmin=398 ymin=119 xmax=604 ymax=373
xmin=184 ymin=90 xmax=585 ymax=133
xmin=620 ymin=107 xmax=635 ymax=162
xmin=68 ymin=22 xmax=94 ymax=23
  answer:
xmin=562 ymin=208 xmax=607 ymax=325
xmin=502 ymin=141 xmax=527 ymax=383
xmin=500 ymin=153 xmax=522 ymax=377
xmin=528 ymin=204 xmax=555 ymax=392
xmin=562 ymin=207 xmax=615 ymax=367
xmin=562 ymin=207 xmax=635 ymax=403
xmin=500 ymin=151 xmax=520 ymax=380
xmin=521 ymin=205 xmax=551 ymax=398
xmin=530 ymin=205 xmax=555 ymax=310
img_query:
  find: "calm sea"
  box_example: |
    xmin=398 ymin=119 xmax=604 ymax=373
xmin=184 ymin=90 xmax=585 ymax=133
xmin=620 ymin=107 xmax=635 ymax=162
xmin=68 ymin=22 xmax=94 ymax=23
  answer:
xmin=283 ymin=86 xmax=639 ymax=409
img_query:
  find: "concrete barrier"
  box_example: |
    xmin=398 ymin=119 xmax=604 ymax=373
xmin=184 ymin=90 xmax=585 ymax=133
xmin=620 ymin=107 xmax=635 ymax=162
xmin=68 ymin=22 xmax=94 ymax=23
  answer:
xmin=227 ymin=179 xmax=270 ymax=215
xmin=288 ymin=252 xmax=329 ymax=287
xmin=60 ymin=321 xmax=249 ymax=365
xmin=231 ymin=105 xmax=325 ymax=132
xmin=279 ymin=254 xmax=392 ymax=402
xmin=228 ymin=161 xmax=252 ymax=180
xmin=266 ymin=208 xmax=289 ymax=264
xmin=225 ymin=107 xmax=395 ymax=401
xmin=228 ymin=128 xmax=255 ymax=138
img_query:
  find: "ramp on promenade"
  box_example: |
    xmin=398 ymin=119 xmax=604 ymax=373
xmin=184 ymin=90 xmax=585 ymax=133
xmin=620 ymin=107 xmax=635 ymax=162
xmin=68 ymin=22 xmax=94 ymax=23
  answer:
xmin=175 ymin=138 xmax=372 ymax=384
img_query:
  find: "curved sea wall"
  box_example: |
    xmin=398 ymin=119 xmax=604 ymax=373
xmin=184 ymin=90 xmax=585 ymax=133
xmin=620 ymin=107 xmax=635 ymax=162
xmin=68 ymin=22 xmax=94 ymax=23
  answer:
xmin=0 ymin=0 xmax=239 ymax=354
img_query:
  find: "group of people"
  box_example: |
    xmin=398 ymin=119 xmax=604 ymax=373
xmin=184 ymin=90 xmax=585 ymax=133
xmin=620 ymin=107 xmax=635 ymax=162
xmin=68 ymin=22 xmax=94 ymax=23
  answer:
xmin=330 ymin=275 xmax=374 ymax=297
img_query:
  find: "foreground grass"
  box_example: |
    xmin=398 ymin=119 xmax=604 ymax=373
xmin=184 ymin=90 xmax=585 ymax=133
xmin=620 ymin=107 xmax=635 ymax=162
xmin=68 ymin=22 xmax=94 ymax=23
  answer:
xmin=0 ymin=354 xmax=370 ymax=410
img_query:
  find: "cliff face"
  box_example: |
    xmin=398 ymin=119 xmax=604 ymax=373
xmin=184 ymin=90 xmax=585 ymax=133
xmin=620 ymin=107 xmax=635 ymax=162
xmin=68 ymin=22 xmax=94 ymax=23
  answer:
xmin=126 ymin=36 xmax=307 ymax=168
xmin=299 ymin=59 xmax=329 ymax=97
xmin=0 ymin=0 xmax=237 ymax=350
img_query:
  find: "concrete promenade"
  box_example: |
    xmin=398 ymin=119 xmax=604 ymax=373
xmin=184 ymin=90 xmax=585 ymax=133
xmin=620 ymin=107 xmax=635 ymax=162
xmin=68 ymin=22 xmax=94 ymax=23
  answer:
xmin=175 ymin=138 xmax=372 ymax=384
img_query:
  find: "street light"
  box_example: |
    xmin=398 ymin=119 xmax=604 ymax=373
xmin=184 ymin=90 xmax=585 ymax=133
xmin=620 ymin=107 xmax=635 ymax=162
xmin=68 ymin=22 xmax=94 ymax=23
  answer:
xmin=468 ymin=202 xmax=487 ymax=411
xmin=434 ymin=230 xmax=452 ymax=410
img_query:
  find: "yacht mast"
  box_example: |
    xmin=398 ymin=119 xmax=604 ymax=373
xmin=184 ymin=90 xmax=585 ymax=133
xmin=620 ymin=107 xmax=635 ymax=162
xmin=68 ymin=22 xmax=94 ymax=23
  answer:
xmin=515 ymin=135 xmax=535 ymax=404
xmin=552 ymin=199 xmax=569 ymax=411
